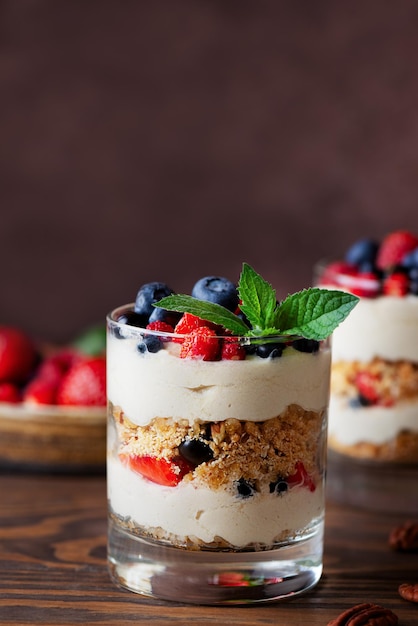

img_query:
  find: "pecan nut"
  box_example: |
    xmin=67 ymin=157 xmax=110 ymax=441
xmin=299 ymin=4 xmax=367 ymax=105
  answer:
xmin=399 ymin=582 xmax=418 ymax=603
xmin=389 ymin=520 xmax=418 ymax=551
xmin=327 ymin=602 xmax=398 ymax=626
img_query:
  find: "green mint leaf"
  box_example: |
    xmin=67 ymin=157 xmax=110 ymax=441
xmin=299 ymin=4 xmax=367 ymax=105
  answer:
xmin=238 ymin=263 xmax=278 ymax=332
xmin=274 ymin=288 xmax=359 ymax=340
xmin=154 ymin=294 xmax=250 ymax=335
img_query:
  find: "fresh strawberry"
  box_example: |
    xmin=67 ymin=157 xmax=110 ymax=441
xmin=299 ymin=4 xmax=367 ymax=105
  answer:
xmin=180 ymin=327 xmax=220 ymax=361
xmin=120 ymin=454 xmax=193 ymax=487
xmin=174 ymin=313 xmax=209 ymax=335
xmin=0 ymin=382 xmax=21 ymax=403
xmin=56 ymin=356 xmax=106 ymax=406
xmin=354 ymin=371 xmax=381 ymax=405
xmin=318 ymin=262 xmax=357 ymax=287
xmin=23 ymin=377 xmax=58 ymax=405
xmin=221 ymin=338 xmax=246 ymax=360
xmin=382 ymin=272 xmax=409 ymax=296
xmin=0 ymin=326 xmax=38 ymax=384
xmin=376 ymin=230 xmax=418 ymax=270
xmin=146 ymin=321 xmax=175 ymax=334
xmin=287 ymin=461 xmax=316 ymax=492
xmin=337 ymin=270 xmax=381 ymax=298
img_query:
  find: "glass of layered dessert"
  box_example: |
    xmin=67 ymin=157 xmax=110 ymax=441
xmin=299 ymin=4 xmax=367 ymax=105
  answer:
xmin=317 ymin=230 xmax=418 ymax=513
xmin=107 ymin=264 xmax=357 ymax=604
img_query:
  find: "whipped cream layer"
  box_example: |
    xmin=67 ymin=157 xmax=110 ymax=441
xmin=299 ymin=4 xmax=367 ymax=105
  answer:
xmin=329 ymin=396 xmax=418 ymax=445
xmin=330 ymin=295 xmax=418 ymax=363
xmin=107 ymin=332 xmax=331 ymax=427
xmin=108 ymin=455 xmax=323 ymax=547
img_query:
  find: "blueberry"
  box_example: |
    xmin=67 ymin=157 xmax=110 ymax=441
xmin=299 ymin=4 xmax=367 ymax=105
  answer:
xmin=178 ymin=438 xmax=214 ymax=466
xmin=191 ymin=276 xmax=239 ymax=311
xmin=137 ymin=335 xmax=163 ymax=354
xmin=401 ymin=246 xmax=418 ymax=269
xmin=349 ymin=395 xmax=373 ymax=408
xmin=134 ymin=282 xmax=175 ymax=320
xmin=235 ymin=478 xmax=257 ymax=499
xmin=254 ymin=343 xmax=284 ymax=359
xmin=148 ymin=306 xmax=182 ymax=326
xmin=345 ymin=238 xmax=378 ymax=267
xmin=292 ymin=339 xmax=320 ymax=353
xmin=269 ymin=478 xmax=288 ymax=495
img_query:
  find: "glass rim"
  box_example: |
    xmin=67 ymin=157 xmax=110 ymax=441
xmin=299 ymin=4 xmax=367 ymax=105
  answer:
xmin=107 ymin=303 xmax=325 ymax=345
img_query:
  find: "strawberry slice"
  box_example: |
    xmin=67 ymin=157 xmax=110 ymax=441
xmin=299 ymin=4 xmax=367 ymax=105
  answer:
xmin=376 ymin=230 xmax=418 ymax=270
xmin=120 ymin=454 xmax=193 ymax=487
xmin=287 ymin=461 xmax=316 ymax=492
xmin=354 ymin=371 xmax=381 ymax=405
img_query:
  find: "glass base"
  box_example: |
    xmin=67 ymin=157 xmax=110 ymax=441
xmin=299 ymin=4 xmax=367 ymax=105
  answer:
xmin=108 ymin=517 xmax=323 ymax=605
xmin=327 ymin=449 xmax=418 ymax=513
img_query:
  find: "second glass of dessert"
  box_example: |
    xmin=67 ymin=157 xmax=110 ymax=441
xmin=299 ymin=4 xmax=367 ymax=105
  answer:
xmin=317 ymin=230 xmax=418 ymax=513
xmin=107 ymin=264 xmax=357 ymax=604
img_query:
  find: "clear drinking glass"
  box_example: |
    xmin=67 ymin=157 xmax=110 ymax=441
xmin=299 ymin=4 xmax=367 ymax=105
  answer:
xmin=316 ymin=261 xmax=418 ymax=513
xmin=106 ymin=304 xmax=332 ymax=604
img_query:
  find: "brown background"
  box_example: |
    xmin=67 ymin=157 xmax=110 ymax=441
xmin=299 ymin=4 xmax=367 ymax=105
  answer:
xmin=1 ymin=0 xmax=418 ymax=344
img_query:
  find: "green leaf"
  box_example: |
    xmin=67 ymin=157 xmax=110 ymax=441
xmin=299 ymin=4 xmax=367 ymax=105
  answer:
xmin=155 ymin=294 xmax=250 ymax=335
xmin=274 ymin=288 xmax=359 ymax=340
xmin=238 ymin=263 xmax=278 ymax=332
xmin=72 ymin=324 xmax=106 ymax=356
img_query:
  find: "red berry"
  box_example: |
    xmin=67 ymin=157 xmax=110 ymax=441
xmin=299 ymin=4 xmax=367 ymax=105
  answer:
xmin=383 ymin=272 xmax=409 ymax=296
xmin=287 ymin=461 xmax=316 ymax=492
xmin=23 ymin=377 xmax=58 ymax=405
xmin=175 ymin=313 xmax=208 ymax=334
xmin=221 ymin=339 xmax=246 ymax=360
xmin=146 ymin=321 xmax=174 ymax=334
xmin=376 ymin=230 xmax=418 ymax=270
xmin=319 ymin=262 xmax=357 ymax=287
xmin=0 ymin=326 xmax=38 ymax=384
xmin=0 ymin=382 xmax=21 ymax=403
xmin=120 ymin=454 xmax=193 ymax=487
xmin=355 ymin=371 xmax=381 ymax=405
xmin=56 ymin=356 xmax=106 ymax=406
xmin=180 ymin=327 xmax=220 ymax=361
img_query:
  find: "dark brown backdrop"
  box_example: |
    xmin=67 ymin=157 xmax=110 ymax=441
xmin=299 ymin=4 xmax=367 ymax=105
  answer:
xmin=1 ymin=0 xmax=418 ymax=343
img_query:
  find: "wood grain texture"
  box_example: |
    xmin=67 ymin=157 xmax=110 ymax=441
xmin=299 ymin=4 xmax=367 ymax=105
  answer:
xmin=0 ymin=472 xmax=417 ymax=625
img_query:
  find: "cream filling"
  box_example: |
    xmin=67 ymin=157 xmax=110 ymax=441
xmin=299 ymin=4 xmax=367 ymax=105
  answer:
xmin=107 ymin=335 xmax=331 ymax=427
xmin=107 ymin=456 xmax=323 ymax=547
xmin=329 ymin=295 xmax=418 ymax=363
xmin=329 ymin=395 xmax=418 ymax=445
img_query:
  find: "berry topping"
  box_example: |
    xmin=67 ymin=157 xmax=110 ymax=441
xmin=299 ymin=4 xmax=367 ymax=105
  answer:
xmin=235 ymin=478 xmax=257 ymax=499
xmin=0 ymin=326 xmax=38 ymax=384
xmin=345 ymin=238 xmax=379 ymax=267
xmin=116 ymin=311 xmax=147 ymax=330
xmin=56 ymin=356 xmax=106 ymax=406
xmin=401 ymin=246 xmax=418 ymax=269
xmin=376 ymin=230 xmax=418 ymax=271
xmin=174 ymin=312 xmax=211 ymax=335
xmin=180 ymin=327 xmax=220 ymax=361
xmin=145 ymin=321 xmax=175 ymax=334
xmin=220 ymin=338 xmax=246 ymax=360
xmin=134 ymin=282 xmax=175 ymax=321
xmin=178 ymin=438 xmax=214 ymax=465
xmin=382 ymin=272 xmax=409 ymax=296
xmin=120 ymin=454 xmax=193 ymax=487
xmin=292 ymin=338 xmax=320 ymax=353
xmin=191 ymin=276 xmax=239 ymax=311
xmin=251 ymin=342 xmax=284 ymax=359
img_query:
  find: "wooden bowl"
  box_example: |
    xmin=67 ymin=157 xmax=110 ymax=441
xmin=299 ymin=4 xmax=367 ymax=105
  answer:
xmin=0 ymin=402 xmax=106 ymax=473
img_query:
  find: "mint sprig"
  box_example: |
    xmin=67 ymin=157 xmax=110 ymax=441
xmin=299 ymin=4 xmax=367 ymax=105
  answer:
xmin=155 ymin=263 xmax=359 ymax=340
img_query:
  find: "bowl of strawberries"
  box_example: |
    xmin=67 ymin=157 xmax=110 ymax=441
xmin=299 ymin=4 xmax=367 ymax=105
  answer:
xmin=0 ymin=324 xmax=106 ymax=472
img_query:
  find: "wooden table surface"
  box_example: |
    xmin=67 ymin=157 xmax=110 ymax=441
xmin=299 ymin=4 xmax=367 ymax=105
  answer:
xmin=0 ymin=470 xmax=417 ymax=626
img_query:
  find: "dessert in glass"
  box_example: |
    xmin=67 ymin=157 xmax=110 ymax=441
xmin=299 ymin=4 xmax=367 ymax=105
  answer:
xmin=107 ymin=264 xmax=357 ymax=604
xmin=317 ymin=230 xmax=418 ymax=513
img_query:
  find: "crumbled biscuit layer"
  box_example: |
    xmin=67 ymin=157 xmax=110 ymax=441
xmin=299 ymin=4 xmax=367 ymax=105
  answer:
xmin=328 ymin=431 xmax=418 ymax=462
xmin=331 ymin=357 xmax=418 ymax=404
xmin=112 ymin=404 xmax=325 ymax=492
